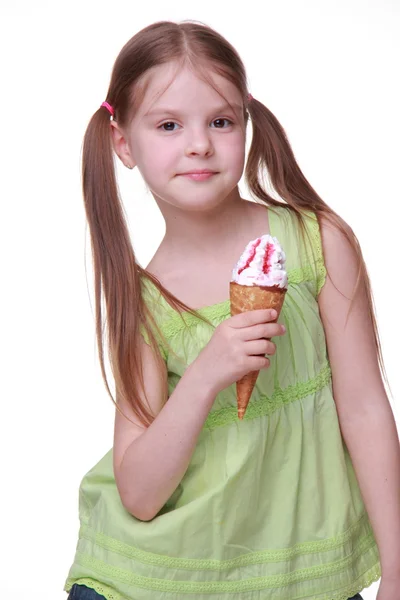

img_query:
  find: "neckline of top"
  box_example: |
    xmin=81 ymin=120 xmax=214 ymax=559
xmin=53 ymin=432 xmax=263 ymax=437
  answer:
xmin=144 ymin=204 xmax=280 ymax=317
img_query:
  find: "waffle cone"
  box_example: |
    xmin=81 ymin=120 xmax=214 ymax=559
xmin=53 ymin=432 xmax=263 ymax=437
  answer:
xmin=230 ymin=281 xmax=286 ymax=420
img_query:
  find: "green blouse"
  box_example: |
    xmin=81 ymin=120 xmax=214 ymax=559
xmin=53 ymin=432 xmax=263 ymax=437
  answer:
xmin=64 ymin=205 xmax=381 ymax=600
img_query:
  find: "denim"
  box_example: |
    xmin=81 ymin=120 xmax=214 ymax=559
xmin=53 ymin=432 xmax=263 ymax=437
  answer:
xmin=68 ymin=584 xmax=364 ymax=599
xmin=68 ymin=585 xmax=106 ymax=600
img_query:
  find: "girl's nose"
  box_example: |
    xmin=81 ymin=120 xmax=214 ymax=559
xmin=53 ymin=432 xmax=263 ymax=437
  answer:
xmin=184 ymin=129 xmax=214 ymax=157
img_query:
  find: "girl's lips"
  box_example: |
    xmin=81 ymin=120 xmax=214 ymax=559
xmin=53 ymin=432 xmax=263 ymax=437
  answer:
xmin=178 ymin=172 xmax=217 ymax=181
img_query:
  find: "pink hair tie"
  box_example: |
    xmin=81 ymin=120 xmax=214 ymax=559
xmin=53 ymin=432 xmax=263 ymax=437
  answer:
xmin=101 ymin=101 xmax=114 ymax=118
xmin=247 ymin=93 xmax=254 ymax=102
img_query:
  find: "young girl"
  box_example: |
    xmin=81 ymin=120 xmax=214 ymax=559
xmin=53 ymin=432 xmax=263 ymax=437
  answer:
xmin=64 ymin=20 xmax=400 ymax=600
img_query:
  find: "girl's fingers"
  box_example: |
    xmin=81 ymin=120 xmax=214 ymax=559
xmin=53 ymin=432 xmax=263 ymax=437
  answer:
xmin=240 ymin=322 xmax=285 ymax=341
xmin=245 ymin=339 xmax=276 ymax=356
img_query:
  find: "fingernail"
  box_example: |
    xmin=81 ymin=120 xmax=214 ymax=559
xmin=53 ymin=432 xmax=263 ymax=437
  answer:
xmin=271 ymin=310 xmax=277 ymax=318
xmin=281 ymin=325 xmax=286 ymax=333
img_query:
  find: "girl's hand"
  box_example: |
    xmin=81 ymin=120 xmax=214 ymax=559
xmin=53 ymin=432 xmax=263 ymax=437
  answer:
xmin=194 ymin=308 xmax=286 ymax=397
xmin=376 ymin=575 xmax=400 ymax=600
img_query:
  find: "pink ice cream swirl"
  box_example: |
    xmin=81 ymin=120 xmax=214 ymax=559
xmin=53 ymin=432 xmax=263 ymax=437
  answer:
xmin=231 ymin=234 xmax=288 ymax=288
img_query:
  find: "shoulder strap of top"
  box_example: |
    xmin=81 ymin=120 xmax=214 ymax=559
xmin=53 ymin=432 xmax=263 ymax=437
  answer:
xmin=139 ymin=275 xmax=169 ymax=360
xmin=268 ymin=205 xmax=326 ymax=297
xmin=301 ymin=210 xmax=327 ymax=296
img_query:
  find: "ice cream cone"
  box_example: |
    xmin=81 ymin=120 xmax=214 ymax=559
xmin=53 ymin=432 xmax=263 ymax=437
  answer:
xmin=230 ymin=281 xmax=286 ymax=420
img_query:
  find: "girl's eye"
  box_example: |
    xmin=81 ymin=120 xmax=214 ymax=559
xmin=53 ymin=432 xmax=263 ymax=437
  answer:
xmin=211 ymin=118 xmax=233 ymax=128
xmin=157 ymin=118 xmax=233 ymax=132
xmin=159 ymin=122 xmax=179 ymax=132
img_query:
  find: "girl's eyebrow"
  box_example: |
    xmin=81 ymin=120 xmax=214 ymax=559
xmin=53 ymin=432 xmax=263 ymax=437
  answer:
xmin=144 ymin=102 xmax=243 ymax=118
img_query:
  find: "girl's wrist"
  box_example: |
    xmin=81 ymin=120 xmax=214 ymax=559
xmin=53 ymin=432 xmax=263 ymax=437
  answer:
xmin=184 ymin=357 xmax=220 ymax=405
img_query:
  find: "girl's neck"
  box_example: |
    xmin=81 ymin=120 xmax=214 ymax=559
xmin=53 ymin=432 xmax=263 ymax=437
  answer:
xmin=156 ymin=195 xmax=267 ymax=264
xmin=146 ymin=198 xmax=270 ymax=284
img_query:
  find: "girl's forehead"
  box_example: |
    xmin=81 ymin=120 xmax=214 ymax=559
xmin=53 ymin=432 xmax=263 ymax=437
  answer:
xmin=136 ymin=62 xmax=242 ymax=113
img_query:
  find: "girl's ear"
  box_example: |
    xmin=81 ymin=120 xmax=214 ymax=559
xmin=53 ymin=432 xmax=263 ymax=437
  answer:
xmin=110 ymin=121 xmax=137 ymax=169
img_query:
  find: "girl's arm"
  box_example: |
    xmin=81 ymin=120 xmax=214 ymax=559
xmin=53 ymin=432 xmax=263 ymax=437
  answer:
xmin=113 ymin=338 xmax=217 ymax=521
xmin=318 ymin=217 xmax=400 ymax=580
xmin=113 ymin=307 xmax=282 ymax=522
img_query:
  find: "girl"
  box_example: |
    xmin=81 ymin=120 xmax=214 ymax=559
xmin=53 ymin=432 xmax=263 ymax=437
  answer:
xmin=64 ymin=20 xmax=400 ymax=600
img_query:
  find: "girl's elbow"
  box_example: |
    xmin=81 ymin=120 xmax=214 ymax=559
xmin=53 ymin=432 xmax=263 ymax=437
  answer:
xmin=121 ymin=495 xmax=159 ymax=522
xmin=115 ymin=475 xmax=163 ymax=521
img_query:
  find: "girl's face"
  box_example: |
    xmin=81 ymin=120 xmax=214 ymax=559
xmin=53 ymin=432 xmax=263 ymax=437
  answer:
xmin=112 ymin=62 xmax=247 ymax=213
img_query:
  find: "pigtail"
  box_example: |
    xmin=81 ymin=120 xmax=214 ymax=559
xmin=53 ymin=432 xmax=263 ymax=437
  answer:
xmin=245 ymin=100 xmax=330 ymax=213
xmin=81 ymin=105 xmax=169 ymax=427
xmin=245 ymin=98 xmax=391 ymax=395
xmin=245 ymin=98 xmax=337 ymax=270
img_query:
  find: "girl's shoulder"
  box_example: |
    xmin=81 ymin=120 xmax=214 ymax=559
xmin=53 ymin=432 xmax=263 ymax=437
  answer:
xmin=139 ymin=274 xmax=172 ymax=361
xmin=140 ymin=273 xmax=172 ymax=317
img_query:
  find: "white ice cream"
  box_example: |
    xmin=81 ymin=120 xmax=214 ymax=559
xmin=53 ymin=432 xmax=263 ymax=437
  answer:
xmin=231 ymin=234 xmax=288 ymax=288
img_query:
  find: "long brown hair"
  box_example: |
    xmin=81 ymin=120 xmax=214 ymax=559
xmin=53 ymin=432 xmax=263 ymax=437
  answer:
xmin=81 ymin=20 xmax=390 ymax=428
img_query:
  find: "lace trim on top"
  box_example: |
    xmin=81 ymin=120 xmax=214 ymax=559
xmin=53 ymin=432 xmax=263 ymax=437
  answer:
xmin=65 ymin=579 xmax=123 ymax=600
xmin=66 ymin=511 xmax=380 ymax=597
xmin=68 ymin=533 xmax=380 ymax=594
xmin=142 ymin=209 xmax=327 ymax=344
xmin=66 ymin=566 xmax=381 ymax=600
xmin=159 ymin=265 xmax=318 ymax=340
xmin=78 ymin=511 xmax=370 ymax=571
xmin=204 ymin=362 xmax=331 ymax=431
xmin=306 ymin=211 xmax=327 ymax=295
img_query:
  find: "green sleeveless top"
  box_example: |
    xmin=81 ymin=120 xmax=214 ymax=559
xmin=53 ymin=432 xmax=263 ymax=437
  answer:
xmin=64 ymin=206 xmax=381 ymax=600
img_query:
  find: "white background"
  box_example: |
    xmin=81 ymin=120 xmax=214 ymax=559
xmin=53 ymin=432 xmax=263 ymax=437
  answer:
xmin=1 ymin=1 xmax=399 ymax=599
